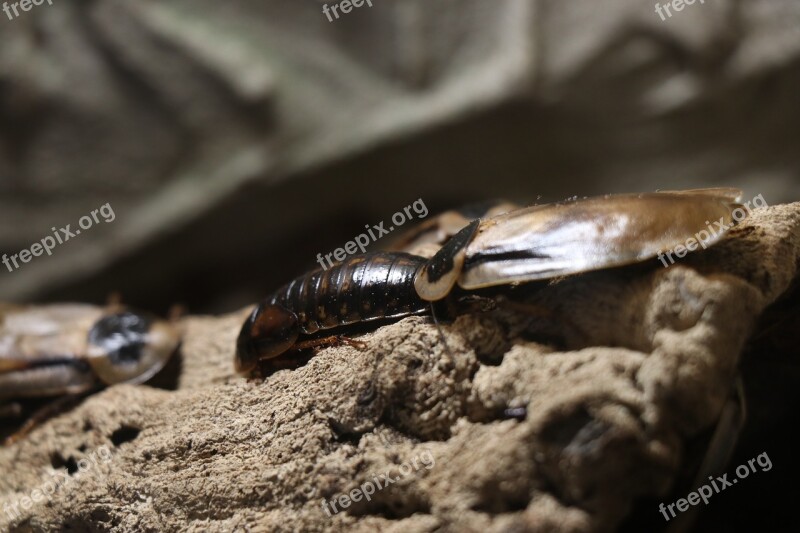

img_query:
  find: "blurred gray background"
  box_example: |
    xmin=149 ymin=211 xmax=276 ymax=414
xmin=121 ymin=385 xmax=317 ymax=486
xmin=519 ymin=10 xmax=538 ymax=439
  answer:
xmin=0 ymin=0 xmax=798 ymax=313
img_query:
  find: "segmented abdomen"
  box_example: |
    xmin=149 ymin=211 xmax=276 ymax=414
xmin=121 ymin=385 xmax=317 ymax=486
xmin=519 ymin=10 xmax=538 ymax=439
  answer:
xmin=269 ymin=252 xmax=428 ymax=334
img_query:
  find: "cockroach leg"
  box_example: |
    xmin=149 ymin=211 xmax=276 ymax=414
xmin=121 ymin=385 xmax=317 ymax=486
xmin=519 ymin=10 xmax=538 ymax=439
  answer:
xmin=454 ymin=294 xmax=497 ymax=313
xmin=293 ymin=335 xmax=368 ymax=352
xmin=252 ymin=336 xmax=368 ymax=377
xmin=255 ymin=352 xmax=314 ymax=375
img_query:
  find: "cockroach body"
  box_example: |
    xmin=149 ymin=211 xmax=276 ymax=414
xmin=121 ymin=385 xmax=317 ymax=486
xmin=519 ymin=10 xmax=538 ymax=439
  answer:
xmin=0 ymin=304 xmax=181 ymax=402
xmin=237 ymin=188 xmax=746 ymax=373
xmin=236 ymin=253 xmax=431 ymax=373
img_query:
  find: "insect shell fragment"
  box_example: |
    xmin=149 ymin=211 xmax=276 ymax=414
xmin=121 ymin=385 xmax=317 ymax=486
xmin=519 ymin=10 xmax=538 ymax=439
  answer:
xmin=0 ymin=304 xmax=181 ymax=401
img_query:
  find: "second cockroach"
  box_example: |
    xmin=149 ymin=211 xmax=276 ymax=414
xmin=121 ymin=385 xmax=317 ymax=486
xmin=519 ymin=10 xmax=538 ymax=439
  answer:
xmin=0 ymin=304 xmax=181 ymax=404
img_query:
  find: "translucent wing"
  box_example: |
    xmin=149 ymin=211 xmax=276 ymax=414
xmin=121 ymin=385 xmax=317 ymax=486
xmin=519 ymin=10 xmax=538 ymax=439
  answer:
xmin=459 ymin=191 xmax=743 ymax=290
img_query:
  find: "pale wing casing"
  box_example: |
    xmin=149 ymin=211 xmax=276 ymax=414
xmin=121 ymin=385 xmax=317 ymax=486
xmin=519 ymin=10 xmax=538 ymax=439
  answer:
xmin=459 ymin=191 xmax=744 ymax=290
xmin=0 ymin=304 xmax=104 ymax=369
xmin=0 ymin=304 xmax=106 ymax=398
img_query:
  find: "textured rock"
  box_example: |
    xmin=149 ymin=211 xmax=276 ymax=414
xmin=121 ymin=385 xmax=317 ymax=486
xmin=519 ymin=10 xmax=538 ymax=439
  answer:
xmin=1 ymin=203 xmax=797 ymax=532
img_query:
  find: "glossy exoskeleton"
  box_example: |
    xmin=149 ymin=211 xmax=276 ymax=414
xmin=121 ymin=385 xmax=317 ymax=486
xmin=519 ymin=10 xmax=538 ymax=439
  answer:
xmin=236 ymin=253 xmax=430 ymax=373
xmin=237 ymin=188 xmax=746 ymax=373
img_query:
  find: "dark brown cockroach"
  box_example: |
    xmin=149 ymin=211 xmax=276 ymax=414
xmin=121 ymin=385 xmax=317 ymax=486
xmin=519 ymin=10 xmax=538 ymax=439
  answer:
xmin=236 ymin=253 xmax=431 ymax=373
xmin=237 ymin=188 xmax=745 ymax=373
xmin=238 ymin=202 xmax=520 ymax=373
xmin=0 ymin=304 xmax=181 ymax=402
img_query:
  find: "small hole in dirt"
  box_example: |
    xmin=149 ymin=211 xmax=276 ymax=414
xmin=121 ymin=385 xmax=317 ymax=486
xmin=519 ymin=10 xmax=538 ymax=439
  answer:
xmin=110 ymin=425 xmax=141 ymax=446
xmin=77 ymin=444 xmax=87 ymax=452
xmin=50 ymin=452 xmax=79 ymax=475
xmin=90 ymin=508 xmax=112 ymax=523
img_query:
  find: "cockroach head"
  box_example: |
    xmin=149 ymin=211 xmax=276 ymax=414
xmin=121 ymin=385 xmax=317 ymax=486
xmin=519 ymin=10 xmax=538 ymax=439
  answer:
xmin=414 ymin=219 xmax=479 ymax=302
xmin=235 ymin=304 xmax=300 ymax=374
xmin=86 ymin=311 xmax=181 ymax=385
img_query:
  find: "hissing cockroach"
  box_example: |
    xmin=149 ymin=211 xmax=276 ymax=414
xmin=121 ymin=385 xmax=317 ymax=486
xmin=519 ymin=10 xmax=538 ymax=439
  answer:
xmin=0 ymin=304 xmax=181 ymax=402
xmin=236 ymin=253 xmax=430 ymax=373
xmin=237 ymin=188 xmax=745 ymax=372
xmin=238 ymin=202 xmax=521 ymax=373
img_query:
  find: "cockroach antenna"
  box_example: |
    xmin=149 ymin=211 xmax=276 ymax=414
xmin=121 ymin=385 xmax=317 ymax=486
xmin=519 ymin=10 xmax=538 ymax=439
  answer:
xmin=429 ymin=302 xmax=455 ymax=360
